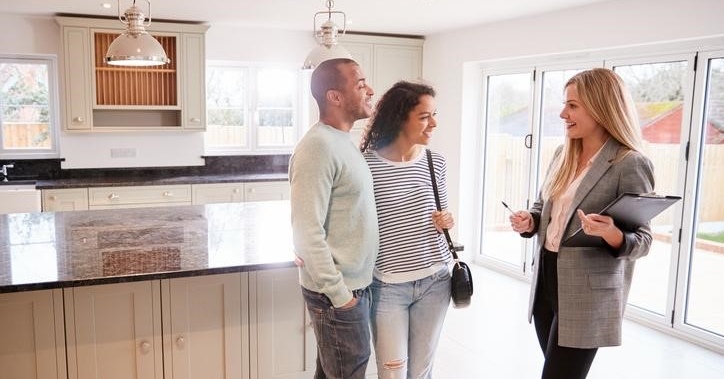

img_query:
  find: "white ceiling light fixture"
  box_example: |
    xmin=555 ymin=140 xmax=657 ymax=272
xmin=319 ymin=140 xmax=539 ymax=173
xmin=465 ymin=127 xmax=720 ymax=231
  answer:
xmin=302 ymin=0 xmax=352 ymax=70
xmin=105 ymin=0 xmax=170 ymax=67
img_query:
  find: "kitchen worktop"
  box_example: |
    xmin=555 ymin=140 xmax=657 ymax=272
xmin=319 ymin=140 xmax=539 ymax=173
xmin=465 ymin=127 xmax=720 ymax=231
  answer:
xmin=34 ymin=172 xmax=288 ymax=189
xmin=0 ymin=201 xmax=295 ymax=293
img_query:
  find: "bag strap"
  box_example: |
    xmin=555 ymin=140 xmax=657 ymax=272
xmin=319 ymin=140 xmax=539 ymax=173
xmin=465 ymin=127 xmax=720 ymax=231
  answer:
xmin=426 ymin=149 xmax=459 ymax=261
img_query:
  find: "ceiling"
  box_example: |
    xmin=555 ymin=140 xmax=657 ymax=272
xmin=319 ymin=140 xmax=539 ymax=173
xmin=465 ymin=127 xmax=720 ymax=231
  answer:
xmin=5 ymin=0 xmax=612 ymax=36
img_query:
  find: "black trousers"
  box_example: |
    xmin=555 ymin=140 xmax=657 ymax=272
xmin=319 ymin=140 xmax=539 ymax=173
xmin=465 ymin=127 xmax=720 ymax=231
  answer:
xmin=532 ymin=249 xmax=598 ymax=379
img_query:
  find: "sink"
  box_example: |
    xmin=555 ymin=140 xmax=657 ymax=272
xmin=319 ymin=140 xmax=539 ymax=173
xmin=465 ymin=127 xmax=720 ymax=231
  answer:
xmin=0 ymin=184 xmax=42 ymax=214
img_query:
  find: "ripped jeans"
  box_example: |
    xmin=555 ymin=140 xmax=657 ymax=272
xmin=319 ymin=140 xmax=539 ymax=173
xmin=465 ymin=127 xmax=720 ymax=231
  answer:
xmin=370 ymin=268 xmax=451 ymax=379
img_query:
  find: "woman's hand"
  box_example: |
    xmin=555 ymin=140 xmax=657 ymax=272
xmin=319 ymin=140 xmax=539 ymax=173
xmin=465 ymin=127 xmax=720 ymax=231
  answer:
xmin=576 ymin=209 xmax=624 ymax=249
xmin=509 ymin=210 xmax=534 ymax=233
xmin=432 ymin=210 xmax=455 ymax=232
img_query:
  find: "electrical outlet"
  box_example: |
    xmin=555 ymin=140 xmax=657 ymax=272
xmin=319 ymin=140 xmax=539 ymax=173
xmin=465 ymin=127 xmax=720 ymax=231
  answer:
xmin=110 ymin=148 xmax=137 ymax=158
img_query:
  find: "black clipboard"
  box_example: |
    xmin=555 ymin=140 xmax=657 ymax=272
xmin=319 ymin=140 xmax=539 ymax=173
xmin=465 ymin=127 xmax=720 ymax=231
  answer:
xmin=563 ymin=192 xmax=681 ymax=247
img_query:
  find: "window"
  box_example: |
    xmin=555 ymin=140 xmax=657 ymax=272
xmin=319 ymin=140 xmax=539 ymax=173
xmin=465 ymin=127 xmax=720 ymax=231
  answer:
xmin=0 ymin=55 xmax=59 ymax=158
xmin=205 ymin=62 xmax=301 ymax=154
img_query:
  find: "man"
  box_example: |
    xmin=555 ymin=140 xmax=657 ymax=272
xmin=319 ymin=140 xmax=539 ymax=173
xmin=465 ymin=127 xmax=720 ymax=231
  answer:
xmin=289 ymin=58 xmax=379 ymax=379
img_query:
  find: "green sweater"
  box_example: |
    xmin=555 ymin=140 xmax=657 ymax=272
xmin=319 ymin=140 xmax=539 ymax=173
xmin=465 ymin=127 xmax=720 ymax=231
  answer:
xmin=289 ymin=122 xmax=379 ymax=307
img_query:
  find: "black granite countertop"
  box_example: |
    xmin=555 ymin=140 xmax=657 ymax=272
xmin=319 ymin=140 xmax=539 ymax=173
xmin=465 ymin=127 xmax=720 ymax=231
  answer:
xmin=0 ymin=201 xmax=295 ymax=293
xmin=34 ymin=172 xmax=288 ymax=189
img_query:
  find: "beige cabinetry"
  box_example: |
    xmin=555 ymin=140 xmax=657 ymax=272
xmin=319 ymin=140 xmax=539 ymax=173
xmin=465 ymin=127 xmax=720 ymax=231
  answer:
xmin=192 ymin=181 xmax=290 ymax=205
xmin=55 ymin=16 xmax=209 ymax=132
xmin=42 ymin=188 xmax=89 ymax=212
xmin=87 ymin=185 xmax=192 ymax=209
xmin=61 ymin=269 xmax=304 ymax=379
xmin=250 ymin=267 xmax=315 ymax=379
xmin=0 ymin=289 xmax=66 ymax=379
xmin=162 ymin=273 xmax=249 ymax=379
xmin=64 ymin=281 xmax=163 ymax=379
xmin=337 ymin=34 xmax=423 ymax=143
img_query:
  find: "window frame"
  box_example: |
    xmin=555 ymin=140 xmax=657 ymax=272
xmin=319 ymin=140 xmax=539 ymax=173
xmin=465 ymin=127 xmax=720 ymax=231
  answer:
xmin=203 ymin=61 xmax=304 ymax=155
xmin=0 ymin=54 xmax=61 ymax=159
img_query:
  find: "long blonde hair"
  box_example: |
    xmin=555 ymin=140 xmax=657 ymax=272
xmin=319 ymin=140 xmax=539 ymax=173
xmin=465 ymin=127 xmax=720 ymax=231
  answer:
xmin=543 ymin=68 xmax=643 ymax=200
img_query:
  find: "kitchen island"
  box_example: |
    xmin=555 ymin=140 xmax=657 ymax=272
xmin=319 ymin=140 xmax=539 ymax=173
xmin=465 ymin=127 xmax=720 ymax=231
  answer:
xmin=0 ymin=201 xmax=316 ymax=379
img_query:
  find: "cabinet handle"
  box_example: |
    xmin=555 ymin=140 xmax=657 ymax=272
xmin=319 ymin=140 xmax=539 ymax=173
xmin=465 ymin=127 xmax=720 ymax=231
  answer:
xmin=232 ymin=188 xmax=240 ymax=194
xmin=49 ymin=195 xmax=57 ymax=201
xmin=108 ymin=193 xmax=120 ymax=200
xmin=163 ymin=191 xmax=174 ymax=197
xmin=139 ymin=341 xmax=151 ymax=354
xmin=72 ymin=116 xmax=84 ymax=123
xmin=189 ymin=117 xmax=201 ymax=123
xmin=176 ymin=336 xmax=185 ymax=349
xmin=248 ymin=188 xmax=256 ymax=193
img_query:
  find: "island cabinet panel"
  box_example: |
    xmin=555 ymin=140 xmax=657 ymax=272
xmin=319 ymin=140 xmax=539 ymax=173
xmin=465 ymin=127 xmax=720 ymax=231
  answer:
xmin=250 ymin=267 xmax=315 ymax=379
xmin=64 ymin=281 xmax=163 ymax=379
xmin=0 ymin=289 xmax=66 ymax=379
xmin=162 ymin=273 xmax=249 ymax=379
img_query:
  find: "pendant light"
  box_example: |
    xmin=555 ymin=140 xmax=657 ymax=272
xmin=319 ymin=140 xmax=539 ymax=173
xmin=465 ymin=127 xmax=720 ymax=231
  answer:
xmin=302 ymin=0 xmax=352 ymax=70
xmin=105 ymin=0 xmax=170 ymax=66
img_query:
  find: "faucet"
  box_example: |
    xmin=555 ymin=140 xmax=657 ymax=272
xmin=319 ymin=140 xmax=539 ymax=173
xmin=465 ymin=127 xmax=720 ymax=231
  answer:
xmin=1 ymin=164 xmax=13 ymax=181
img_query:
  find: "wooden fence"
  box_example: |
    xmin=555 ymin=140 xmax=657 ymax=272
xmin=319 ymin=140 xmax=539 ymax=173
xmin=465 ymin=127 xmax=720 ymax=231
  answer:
xmin=486 ymin=135 xmax=724 ymax=227
xmin=1 ymin=123 xmax=50 ymax=149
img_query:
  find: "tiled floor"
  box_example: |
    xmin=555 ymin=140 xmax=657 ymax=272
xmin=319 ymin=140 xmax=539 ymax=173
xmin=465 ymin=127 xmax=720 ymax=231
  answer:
xmin=432 ymin=264 xmax=724 ymax=378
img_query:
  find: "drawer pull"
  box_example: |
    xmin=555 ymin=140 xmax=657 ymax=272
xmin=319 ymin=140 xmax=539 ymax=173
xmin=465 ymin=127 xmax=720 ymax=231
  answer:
xmin=108 ymin=193 xmax=120 ymax=200
xmin=72 ymin=116 xmax=84 ymax=123
xmin=49 ymin=195 xmax=57 ymax=201
xmin=163 ymin=191 xmax=174 ymax=197
xmin=189 ymin=117 xmax=201 ymax=123
xmin=139 ymin=341 xmax=151 ymax=354
xmin=176 ymin=336 xmax=185 ymax=349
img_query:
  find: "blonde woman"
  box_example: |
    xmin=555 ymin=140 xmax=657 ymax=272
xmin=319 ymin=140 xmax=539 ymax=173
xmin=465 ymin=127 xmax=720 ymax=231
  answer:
xmin=509 ymin=68 xmax=654 ymax=379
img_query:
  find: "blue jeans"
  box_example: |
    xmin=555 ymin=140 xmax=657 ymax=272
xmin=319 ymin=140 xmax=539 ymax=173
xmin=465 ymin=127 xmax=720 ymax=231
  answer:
xmin=370 ymin=268 xmax=451 ymax=379
xmin=301 ymin=286 xmax=372 ymax=379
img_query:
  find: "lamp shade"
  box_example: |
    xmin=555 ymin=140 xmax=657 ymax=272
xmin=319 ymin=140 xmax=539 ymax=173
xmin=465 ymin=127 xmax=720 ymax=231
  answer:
xmin=105 ymin=31 xmax=170 ymax=66
xmin=302 ymin=44 xmax=353 ymax=70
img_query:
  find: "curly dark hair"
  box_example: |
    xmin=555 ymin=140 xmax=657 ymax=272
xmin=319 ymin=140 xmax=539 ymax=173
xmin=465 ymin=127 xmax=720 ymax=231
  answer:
xmin=360 ymin=80 xmax=436 ymax=152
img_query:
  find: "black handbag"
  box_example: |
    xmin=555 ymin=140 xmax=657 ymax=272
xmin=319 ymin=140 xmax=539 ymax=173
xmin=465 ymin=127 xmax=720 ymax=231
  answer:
xmin=426 ymin=149 xmax=473 ymax=308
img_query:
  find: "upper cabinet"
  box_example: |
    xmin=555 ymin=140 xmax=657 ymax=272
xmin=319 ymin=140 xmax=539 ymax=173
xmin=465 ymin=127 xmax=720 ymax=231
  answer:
xmin=55 ymin=16 xmax=209 ymax=132
xmin=337 ymin=34 xmax=423 ymax=142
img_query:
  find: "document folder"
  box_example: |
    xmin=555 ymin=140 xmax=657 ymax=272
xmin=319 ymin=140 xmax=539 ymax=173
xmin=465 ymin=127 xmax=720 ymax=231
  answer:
xmin=563 ymin=192 xmax=681 ymax=247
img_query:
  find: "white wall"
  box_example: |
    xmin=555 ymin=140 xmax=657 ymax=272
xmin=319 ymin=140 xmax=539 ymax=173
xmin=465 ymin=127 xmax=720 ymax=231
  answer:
xmin=422 ymin=0 xmax=724 ymax=256
xmin=0 ymin=14 xmax=316 ymax=168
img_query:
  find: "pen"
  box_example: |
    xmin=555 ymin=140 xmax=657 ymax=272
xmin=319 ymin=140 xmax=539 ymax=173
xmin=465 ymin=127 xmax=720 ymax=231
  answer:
xmin=501 ymin=201 xmax=514 ymax=214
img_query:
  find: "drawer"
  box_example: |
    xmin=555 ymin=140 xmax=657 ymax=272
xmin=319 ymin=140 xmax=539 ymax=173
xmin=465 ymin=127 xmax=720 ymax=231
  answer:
xmin=88 ymin=185 xmax=192 ymax=207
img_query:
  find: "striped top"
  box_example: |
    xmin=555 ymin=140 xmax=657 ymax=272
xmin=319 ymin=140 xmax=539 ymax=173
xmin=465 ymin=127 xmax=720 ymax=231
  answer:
xmin=364 ymin=149 xmax=452 ymax=284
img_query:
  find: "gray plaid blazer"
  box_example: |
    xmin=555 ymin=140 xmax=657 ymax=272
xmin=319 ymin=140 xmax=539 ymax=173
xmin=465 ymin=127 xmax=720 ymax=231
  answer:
xmin=523 ymin=138 xmax=655 ymax=348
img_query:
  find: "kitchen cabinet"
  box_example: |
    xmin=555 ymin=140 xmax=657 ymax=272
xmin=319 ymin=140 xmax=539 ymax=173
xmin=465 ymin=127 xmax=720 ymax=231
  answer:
xmin=162 ymin=273 xmax=249 ymax=379
xmin=87 ymin=185 xmax=193 ymax=210
xmin=250 ymin=267 xmax=315 ymax=379
xmin=55 ymin=16 xmax=209 ymax=132
xmin=64 ymin=281 xmax=163 ymax=379
xmin=62 ymin=269 xmax=303 ymax=379
xmin=337 ymin=34 xmax=423 ymax=143
xmin=0 ymin=289 xmax=66 ymax=379
xmin=192 ymin=181 xmax=290 ymax=205
xmin=42 ymin=188 xmax=89 ymax=212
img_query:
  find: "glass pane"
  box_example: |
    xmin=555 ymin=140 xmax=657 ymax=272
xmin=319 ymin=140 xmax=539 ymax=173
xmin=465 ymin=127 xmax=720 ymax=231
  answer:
xmin=480 ymin=72 xmax=531 ymax=267
xmin=685 ymin=57 xmax=724 ymax=336
xmin=0 ymin=62 xmax=52 ymax=150
xmin=256 ymin=68 xmax=296 ymax=147
xmin=206 ymin=66 xmax=247 ymax=149
xmin=615 ymin=61 xmax=688 ymax=316
xmin=538 ymin=69 xmax=583 ymax=186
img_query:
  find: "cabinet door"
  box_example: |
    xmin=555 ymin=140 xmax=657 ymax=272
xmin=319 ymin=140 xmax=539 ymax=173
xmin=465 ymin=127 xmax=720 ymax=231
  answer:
xmin=62 ymin=26 xmax=93 ymax=131
xmin=65 ymin=281 xmax=163 ymax=379
xmin=42 ymin=188 xmax=89 ymax=212
xmin=164 ymin=273 xmax=249 ymax=379
xmin=373 ymin=45 xmax=422 ymax=95
xmin=251 ymin=268 xmax=315 ymax=379
xmin=0 ymin=289 xmax=66 ymax=379
xmin=192 ymin=183 xmax=245 ymax=205
xmin=182 ymin=33 xmax=206 ymax=130
xmin=244 ymin=181 xmax=290 ymax=202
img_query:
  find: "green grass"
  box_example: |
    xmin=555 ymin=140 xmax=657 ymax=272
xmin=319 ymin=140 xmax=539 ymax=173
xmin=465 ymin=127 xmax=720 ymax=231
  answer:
xmin=696 ymin=230 xmax=724 ymax=244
